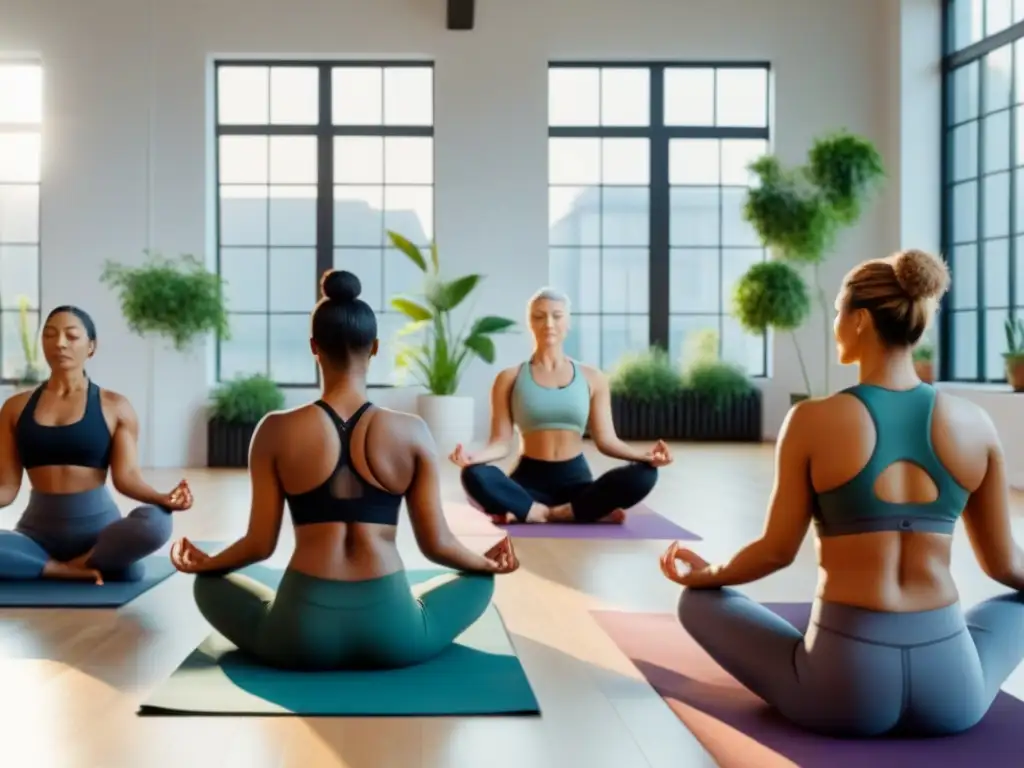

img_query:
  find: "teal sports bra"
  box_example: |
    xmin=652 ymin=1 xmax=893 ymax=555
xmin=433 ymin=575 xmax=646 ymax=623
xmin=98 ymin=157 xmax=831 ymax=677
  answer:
xmin=812 ymin=383 xmax=971 ymax=537
xmin=509 ymin=360 xmax=591 ymax=435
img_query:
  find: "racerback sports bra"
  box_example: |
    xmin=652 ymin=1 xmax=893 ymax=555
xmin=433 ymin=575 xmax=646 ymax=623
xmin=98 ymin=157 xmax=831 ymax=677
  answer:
xmin=15 ymin=380 xmax=113 ymax=470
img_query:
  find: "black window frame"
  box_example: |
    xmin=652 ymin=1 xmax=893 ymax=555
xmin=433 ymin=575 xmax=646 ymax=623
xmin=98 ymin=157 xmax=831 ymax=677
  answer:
xmin=547 ymin=60 xmax=771 ymax=375
xmin=213 ymin=59 xmax=434 ymax=388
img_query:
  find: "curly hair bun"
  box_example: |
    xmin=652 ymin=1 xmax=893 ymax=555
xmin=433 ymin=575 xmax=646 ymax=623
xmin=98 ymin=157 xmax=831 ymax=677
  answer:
xmin=892 ymin=249 xmax=950 ymax=300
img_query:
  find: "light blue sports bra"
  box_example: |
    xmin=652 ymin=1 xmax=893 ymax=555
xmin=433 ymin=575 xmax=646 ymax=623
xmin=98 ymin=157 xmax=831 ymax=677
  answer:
xmin=509 ymin=360 xmax=591 ymax=435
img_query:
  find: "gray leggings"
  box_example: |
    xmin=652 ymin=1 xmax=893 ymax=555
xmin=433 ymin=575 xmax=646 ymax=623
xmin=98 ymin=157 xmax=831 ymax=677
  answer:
xmin=678 ymin=586 xmax=1024 ymax=737
xmin=0 ymin=486 xmax=172 ymax=582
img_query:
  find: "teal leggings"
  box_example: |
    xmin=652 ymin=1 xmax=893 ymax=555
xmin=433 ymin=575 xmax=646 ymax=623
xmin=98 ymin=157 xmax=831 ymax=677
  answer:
xmin=193 ymin=568 xmax=496 ymax=670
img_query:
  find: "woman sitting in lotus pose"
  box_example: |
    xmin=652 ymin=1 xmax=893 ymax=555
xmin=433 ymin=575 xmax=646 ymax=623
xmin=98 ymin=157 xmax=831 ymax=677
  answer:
xmin=170 ymin=270 xmax=518 ymax=671
xmin=453 ymin=287 xmax=671 ymax=525
xmin=661 ymin=249 xmax=1024 ymax=737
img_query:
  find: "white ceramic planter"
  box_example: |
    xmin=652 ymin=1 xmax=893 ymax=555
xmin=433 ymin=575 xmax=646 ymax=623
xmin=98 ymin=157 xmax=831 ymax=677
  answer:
xmin=417 ymin=394 xmax=474 ymax=455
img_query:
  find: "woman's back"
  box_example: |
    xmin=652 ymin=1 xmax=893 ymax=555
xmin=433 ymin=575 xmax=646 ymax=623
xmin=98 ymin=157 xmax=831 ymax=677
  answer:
xmin=806 ymin=385 xmax=997 ymax=612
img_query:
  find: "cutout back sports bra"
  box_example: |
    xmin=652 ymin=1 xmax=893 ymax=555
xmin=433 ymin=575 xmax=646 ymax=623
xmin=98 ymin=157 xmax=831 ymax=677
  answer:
xmin=812 ymin=384 xmax=971 ymax=537
xmin=284 ymin=401 xmax=403 ymax=527
xmin=509 ymin=360 xmax=591 ymax=435
xmin=15 ymin=380 xmax=113 ymax=470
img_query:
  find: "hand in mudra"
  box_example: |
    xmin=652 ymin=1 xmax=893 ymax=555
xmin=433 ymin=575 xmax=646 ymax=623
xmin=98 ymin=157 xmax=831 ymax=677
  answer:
xmin=163 ymin=479 xmax=193 ymax=511
xmin=449 ymin=444 xmax=474 ymax=468
xmin=643 ymin=440 xmax=673 ymax=467
xmin=169 ymin=537 xmax=212 ymax=574
xmin=484 ymin=536 xmax=519 ymax=574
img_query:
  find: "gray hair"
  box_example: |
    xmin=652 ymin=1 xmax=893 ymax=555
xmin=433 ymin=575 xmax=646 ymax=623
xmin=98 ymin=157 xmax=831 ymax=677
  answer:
xmin=527 ymin=286 xmax=571 ymax=311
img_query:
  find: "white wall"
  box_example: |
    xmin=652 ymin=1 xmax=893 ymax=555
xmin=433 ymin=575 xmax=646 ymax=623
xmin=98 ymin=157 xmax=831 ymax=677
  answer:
xmin=0 ymin=0 xmax=901 ymax=467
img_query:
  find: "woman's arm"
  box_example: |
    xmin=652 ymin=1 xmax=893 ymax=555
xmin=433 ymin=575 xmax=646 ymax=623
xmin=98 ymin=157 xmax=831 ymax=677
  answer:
xmin=0 ymin=397 xmax=24 ymax=508
xmin=108 ymin=395 xmax=173 ymax=507
xmin=195 ymin=414 xmax=286 ymax=574
xmin=684 ymin=403 xmax=814 ymax=589
xmin=462 ymin=367 xmax=518 ymax=465
xmin=586 ymin=371 xmax=655 ymax=463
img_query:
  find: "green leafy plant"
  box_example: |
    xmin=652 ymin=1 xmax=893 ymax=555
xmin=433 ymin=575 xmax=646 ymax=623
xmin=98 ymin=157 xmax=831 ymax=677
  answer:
xmin=1005 ymin=317 xmax=1024 ymax=360
xmin=17 ymin=295 xmax=41 ymax=383
xmin=609 ymin=347 xmax=686 ymax=403
xmin=100 ymin=251 xmax=230 ymax=350
xmin=685 ymin=360 xmax=755 ymax=410
xmin=681 ymin=328 xmax=720 ymax=369
xmin=732 ymin=260 xmax=813 ymax=395
xmin=741 ymin=131 xmax=885 ymax=394
xmin=912 ymin=342 xmax=934 ymax=363
xmin=210 ymin=374 xmax=284 ymax=424
xmin=387 ymin=231 xmax=516 ymax=395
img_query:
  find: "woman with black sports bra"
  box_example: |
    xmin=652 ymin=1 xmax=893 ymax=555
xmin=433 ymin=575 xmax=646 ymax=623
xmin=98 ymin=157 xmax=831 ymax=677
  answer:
xmin=170 ymin=270 xmax=518 ymax=670
xmin=660 ymin=250 xmax=1024 ymax=737
xmin=0 ymin=305 xmax=191 ymax=584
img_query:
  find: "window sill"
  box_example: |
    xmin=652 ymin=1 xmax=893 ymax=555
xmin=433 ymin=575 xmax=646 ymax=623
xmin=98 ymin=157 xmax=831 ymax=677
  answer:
xmin=934 ymin=381 xmax=1020 ymax=394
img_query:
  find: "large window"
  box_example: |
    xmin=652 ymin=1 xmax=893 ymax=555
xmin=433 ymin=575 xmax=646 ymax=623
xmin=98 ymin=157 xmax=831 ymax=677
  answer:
xmin=0 ymin=61 xmax=42 ymax=383
xmin=214 ymin=61 xmax=434 ymax=386
xmin=942 ymin=1 xmax=1024 ymax=381
xmin=547 ymin=63 xmax=770 ymax=375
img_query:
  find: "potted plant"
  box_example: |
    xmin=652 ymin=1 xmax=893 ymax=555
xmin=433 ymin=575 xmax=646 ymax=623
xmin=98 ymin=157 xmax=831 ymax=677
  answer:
xmin=741 ymin=131 xmax=885 ymax=397
xmin=387 ymin=231 xmax=516 ymax=452
xmin=208 ymin=374 xmax=285 ymax=467
xmin=912 ymin=341 xmax=935 ymax=383
xmin=607 ymin=347 xmax=686 ymax=440
xmin=16 ymin=294 xmax=41 ymax=390
xmin=1004 ymin=317 xmax=1024 ymax=392
xmin=683 ymin=358 xmax=761 ymax=441
xmin=732 ymin=260 xmax=812 ymax=405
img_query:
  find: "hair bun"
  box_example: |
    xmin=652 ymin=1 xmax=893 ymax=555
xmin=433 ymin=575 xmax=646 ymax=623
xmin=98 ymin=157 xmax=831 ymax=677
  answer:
xmin=321 ymin=270 xmax=361 ymax=303
xmin=892 ymin=249 xmax=950 ymax=301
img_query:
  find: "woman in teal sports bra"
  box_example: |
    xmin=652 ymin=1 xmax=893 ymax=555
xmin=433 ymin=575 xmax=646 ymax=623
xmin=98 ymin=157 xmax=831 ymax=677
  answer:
xmin=170 ymin=270 xmax=519 ymax=670
xmin=659 ymin=249 xmax=1024 ymax=737
xmin=453 ymin=287 xmax=672 ymax=525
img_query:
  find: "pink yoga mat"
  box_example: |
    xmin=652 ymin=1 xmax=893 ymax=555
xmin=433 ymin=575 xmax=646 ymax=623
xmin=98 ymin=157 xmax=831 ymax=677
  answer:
xmin=592 ymin=603 xmax=1024 ymax=767
xmin=445 ymin=501 xmax=701 ymax=541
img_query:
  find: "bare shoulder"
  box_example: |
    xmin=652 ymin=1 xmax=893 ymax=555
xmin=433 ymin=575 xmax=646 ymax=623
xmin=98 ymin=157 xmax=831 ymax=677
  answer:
xmin=934 ymin=389 xmax=999 ymax=441
xmin=98 ymin=388 xmax=136 ymax=421
xmin=576 ymin=362 xmax=606 ymax=388
xmin=0 ymin=389 xmax=33 ymax=424
xmin=493 ymin=365 xmax=520 ymax=387
xmin=367 ymin=406 xmax=431 ymax=446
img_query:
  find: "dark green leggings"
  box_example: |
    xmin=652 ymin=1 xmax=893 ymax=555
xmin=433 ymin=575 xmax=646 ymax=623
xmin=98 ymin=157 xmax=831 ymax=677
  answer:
xmin=193 ymin=568 xmax=495 ymax=670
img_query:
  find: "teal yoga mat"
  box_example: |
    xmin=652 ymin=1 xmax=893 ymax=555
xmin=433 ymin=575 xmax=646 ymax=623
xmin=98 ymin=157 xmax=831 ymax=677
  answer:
xmin=139 ymin=565 xmax=541 ymax=717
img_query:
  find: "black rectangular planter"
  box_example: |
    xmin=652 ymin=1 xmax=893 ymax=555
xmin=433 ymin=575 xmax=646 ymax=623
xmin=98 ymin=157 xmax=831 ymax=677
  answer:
xmin=607 ymin=391 xmax=762 ymax=442
xmin=207 ymin=418 xmax=257 ymax=468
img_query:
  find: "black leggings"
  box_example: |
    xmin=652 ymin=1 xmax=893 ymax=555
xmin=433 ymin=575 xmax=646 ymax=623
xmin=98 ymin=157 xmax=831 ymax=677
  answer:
xmin=460 ymin=454 xmax=657 ymax=523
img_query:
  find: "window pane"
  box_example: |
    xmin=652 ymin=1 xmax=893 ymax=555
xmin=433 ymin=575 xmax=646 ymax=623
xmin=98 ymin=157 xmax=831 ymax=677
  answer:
xmin=1016 ymin=41 xmax=1024 ymax=103
xmin=985 ymin=308 xmax=1010 ymax=378
xmin=954 ymin=0 xmax=985 ymax=50
xmin=670 ymin=248 xmax=719 ymax=313
xmin=1016 ymin=235 xmax=1024 ymax=304
xmin=383 ymin=186 xmax=433 ymax=244
xmin=1016 ymin=105 xmax=1024 ymax=159
xmin=0 ymin=133 xmax=41 ymax=183
xmin=383 ymin=67 xmax=433 ymax=126
xmin=384 ymin=137 xmax=433 ymax=184
xmin=722 ymin=188 xmax=760 ymax=246
xmin=716 ymin=68 xmax=768 ymax=127
xmin=722 ymin=315 xmax=765 ymax=376
xmin=334 ymin=186 xmax=383 ymax=246
xmin=269 ymin=248 xmax=316 ymax=312
xmin=600 ymin=68 xmax=649 ymax=127
xmin=334 ymin=248 xmax=383 ymax=311
xmin=601 ymin=139 xmax=649 ymax=185
xmin=549 ymin=247 xmax=600 ymax=313
xmin=952 ymin=63 xmax=980 ymax=123
xmin=601 ymin=187 xmax=649 ymax=246
xmin=334 ymin=136 xmax=384 ymax=184
xmin=369 ymin=312 xmax=405 ymax=385
xmin=600 ymin=314 xmax=648 ymax=370
xmin=220 ymin=248 xmax=268 ymax=313
xmin=601 ymin=248 xmax=648 ymax=314
xmin=332 ymin=67 xmax=382 ymax=125
xmin=549 ymin=187 xmax=600 ymax=246
xmin=219 ymin=136 xmax=268 ymax=184
xmin=984 ymin=171 xmax=1011 ymax=237
xmin=664 ymin=68 xmax=714 ymax=126
xmin=1016 ymin=168 xmax=1024 ymax=231
xmin=951 ymin=243 xmax=978 ymax=309
xmin=2 ymin=310 xmax=36 ymax=379
xmin=0 ymin=245 xmax=38 ymax=310
xmin=671 ymin=187 xmax=720 ymax=246
xmin=952 ymin=121 xmax=979 ymax=181
xmin=952 ymin=311 xmax=979 ymax=378
xmin=385 ymin=246 xmax=426 ymax=304
xmin=270 ymin=313 xmax=315 ymax=384
xmin=218 ymin=66 xmax=269 ymax=124
xmin=0 ymin=64 xmax=42 ymax=124
xmin=983 ymin=110 xmax=1010 ymax=172
xmin=669 ymin=139 xmax=719 ymax=185
xmin=984 ymin=238 xmax=1010 ymax=307
xmin=1017 ymin=0 xmax=1024 ymax=21
xmin=269 ymin=136 xmax=317 ymax=184
xmin=270 ymin=67 xmax=318 ymax=124
xmin=987 ymin=0 xmax=1014 ymax=35
xmin=564 ymin=314 xmax=600 ymax=368
xmin=268 ymin=186 xmax=316 ymax=246
xmin=220 ymin=186 xmax=268 ymax=246
xmin=220 ymin=313 xmax=268 ymax=378
xmin=0 ymin=184 xmax=39 ymax=243
xmin=549 ymin=68 xmax=600 ymax=127
xmin=721 ymin=139 xmax=767 ymax=186
xmin=984 ymin=45 xmax=1013 ymax=113
xmin=669 ymin=314 xmax=719 ymax=369
xmin=722 ymin=248 xmax=765 ymax=310
xmin=953 ymin=181 xmax=978 ymax=242
xmin=549 ymin=138 xmax=601 ymax=185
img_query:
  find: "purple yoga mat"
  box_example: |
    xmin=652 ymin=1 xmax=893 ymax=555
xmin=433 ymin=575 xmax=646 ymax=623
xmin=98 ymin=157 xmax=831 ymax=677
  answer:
xmin=445 ymin=501 xmax=701 ymax=541
xmin=593 ymin=603 xmax=1024 ymax=767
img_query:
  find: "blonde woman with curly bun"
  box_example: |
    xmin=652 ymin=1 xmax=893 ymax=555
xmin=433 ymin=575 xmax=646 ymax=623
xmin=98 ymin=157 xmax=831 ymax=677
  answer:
xmin=659 ymin=249 xmax=1024 ymax=737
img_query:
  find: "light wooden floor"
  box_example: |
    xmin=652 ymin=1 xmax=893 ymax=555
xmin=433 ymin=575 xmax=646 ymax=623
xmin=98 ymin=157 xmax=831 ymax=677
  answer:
xmin=2 ymin=443 xmax=1023 ymax=768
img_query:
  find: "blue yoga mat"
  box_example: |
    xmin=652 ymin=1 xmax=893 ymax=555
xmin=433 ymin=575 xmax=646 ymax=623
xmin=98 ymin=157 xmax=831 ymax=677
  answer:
xmin=139 ymin=565 xmax=540 ymax=717
xmin=0 ymin=553 xmax=177 ymax=608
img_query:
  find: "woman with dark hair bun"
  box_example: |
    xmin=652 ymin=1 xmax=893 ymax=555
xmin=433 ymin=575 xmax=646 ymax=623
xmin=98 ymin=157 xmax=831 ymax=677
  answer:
xmin=171 ymin=270 xmax=517 ymax=670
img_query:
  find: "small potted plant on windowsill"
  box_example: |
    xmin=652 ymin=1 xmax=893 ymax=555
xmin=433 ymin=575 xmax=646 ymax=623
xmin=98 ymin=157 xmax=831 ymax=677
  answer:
xmin=912 ymin=340 xmax=935 ymax=384
xmin=1004 ymin=317 xmax=1024 ymax=392
xmin=16 ymin=295 xmax=41 ymax=392
xmin=207 ymin=374 xmax=285 ymax=468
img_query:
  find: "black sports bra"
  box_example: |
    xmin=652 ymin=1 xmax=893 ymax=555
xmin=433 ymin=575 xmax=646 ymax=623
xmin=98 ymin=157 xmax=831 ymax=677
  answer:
xmin=284 ymin=401 xmax=403 ymax=527
xmin=15 ymin=380 xmax=113 ymax=470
